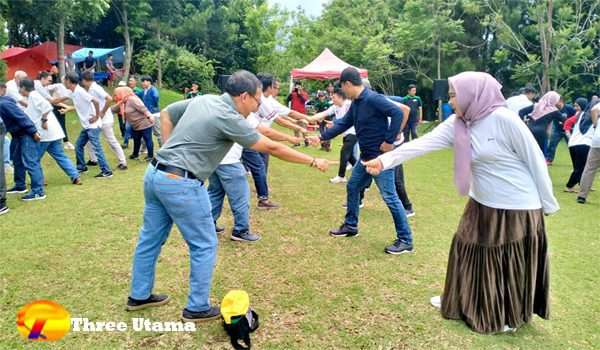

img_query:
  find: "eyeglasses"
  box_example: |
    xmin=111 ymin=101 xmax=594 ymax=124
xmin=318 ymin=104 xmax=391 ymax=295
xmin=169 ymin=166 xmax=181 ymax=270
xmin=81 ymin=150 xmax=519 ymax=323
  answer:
xmin=247 ymin=93 xmax=261 ymax=107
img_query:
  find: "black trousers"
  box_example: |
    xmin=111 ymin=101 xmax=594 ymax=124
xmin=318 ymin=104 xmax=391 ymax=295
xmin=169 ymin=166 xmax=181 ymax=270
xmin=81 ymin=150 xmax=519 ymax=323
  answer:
xmin=566 ymin=145 xmax=590 ymax=188
xmin=132 ymin=127 xmax=154 ymax=159
xmin=0 ymin=120 xmax=6 ymax=206
xmin=394 ymin=164 xmax=412 ymax=211
xmin=53 ymin=105 xmax=69 ymax=142
xmin=338 ymin=134 xmax=358 ymax=177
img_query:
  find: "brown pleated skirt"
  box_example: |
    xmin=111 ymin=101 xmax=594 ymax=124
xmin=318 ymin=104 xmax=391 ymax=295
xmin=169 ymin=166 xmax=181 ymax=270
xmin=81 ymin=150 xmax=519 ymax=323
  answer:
xmin=441 ymin=199 xmax=550 ymax=334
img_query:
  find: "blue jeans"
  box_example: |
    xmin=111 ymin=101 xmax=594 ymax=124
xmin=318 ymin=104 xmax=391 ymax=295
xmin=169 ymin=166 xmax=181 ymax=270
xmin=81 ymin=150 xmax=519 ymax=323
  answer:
xmin=123 ymin=122 xmax=133 ymax=146
xmin=11 ymin=134 xmax=44 ymax=194
xmin=3 ymin=136 xmax=10 ymax=165
xmin=545 ymin=124 xmax=568 ymax=162
xmin=75 ymin=128 xmax=111 ymax=173
xmin=0 ymin=123 xmax=6 ymax=204
xmin=345 ymin=162 xmax=413 ymax=245
xmin=38 ymin=140 xmax=79 ymax=181
xmin=241 ymin=148 xmax=269 ymax=199
xmin=208 ymin=163 xmax=250 ymax=233
xmin=130 ymin=165 xmax=217 ymax=312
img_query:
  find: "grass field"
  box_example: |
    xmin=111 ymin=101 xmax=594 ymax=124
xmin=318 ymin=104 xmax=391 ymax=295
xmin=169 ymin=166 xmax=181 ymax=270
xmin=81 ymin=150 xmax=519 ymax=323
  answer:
xmin=1 ymin=90 xmax=599 ymax=349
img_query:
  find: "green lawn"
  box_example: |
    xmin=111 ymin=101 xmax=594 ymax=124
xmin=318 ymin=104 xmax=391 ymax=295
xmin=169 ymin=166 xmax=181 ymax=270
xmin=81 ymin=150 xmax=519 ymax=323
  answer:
xmin=1 ymin=92 xmax=599 ymax=349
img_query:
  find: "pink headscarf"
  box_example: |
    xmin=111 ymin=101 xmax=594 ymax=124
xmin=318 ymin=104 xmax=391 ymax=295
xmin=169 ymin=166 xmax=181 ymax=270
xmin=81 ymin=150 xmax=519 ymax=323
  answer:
xmin=448 ymin=71 xmax=506 ymax=196
xmin=530 ymin=91 xmax=560 ymax=120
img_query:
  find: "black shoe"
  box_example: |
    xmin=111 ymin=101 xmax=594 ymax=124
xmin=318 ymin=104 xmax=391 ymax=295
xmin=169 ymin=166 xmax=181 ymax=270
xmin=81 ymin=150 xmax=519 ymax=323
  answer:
xmin=118 ymin=164 xmax=128 ymax=170
xmin=329 ymin=224 xmax=359 ymax=238
xmin=7 ymin=186 xmax=27 ymax=194
xmin=129 ymin=154 xmax=139 ymax=160
xmin=215 ymin=223 xmax=225 ymax=234
xmin=385 ymin=240 xmax=414 ymax=255
xmin=126 ymin=294 xmax=170 ymax=311
xmin=78 ymin=167 xmax=89 ymax=173
xmin=577 ymin=196 xmax=586 ymax=204
xmin=181 ymin=306 xmax=221 ymax=323
xmin=257 ymin=199 xmax=280 ymax=210
xmin=86 ymin=160 xmax=98 ymax=166
xmin=0 ymin=204 xmax=9 ymax=216
xmin=121 ymin=143 xmax=128 ymax=149
xmin=231 ymin=230 xmax=261 ymax=242
xmin=72 ymin=177 xmax=82 ymax=185
xmin=95 ymin=171 xmax=113 ymax=179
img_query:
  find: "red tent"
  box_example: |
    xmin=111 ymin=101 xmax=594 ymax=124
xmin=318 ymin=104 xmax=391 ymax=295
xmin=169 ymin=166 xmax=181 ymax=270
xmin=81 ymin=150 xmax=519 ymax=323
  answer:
xmin=1 ymin=41 xmax=81 ymax=79
xmin=290 ymin=48 xmax=368 ymax=80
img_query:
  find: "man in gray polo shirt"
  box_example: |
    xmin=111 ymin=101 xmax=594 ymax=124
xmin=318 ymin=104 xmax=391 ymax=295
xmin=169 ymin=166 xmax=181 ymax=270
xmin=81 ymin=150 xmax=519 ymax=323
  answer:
xmin=126 ymin=70 xmax=329 ymax=323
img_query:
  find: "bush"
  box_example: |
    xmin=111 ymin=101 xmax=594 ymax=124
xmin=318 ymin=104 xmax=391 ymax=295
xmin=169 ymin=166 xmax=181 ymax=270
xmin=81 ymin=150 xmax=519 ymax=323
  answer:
xmin=136 ymin=44 xmax=217 ymax=93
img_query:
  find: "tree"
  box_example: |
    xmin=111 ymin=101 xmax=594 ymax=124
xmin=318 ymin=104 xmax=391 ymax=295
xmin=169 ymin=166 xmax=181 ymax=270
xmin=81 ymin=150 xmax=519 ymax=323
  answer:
xmin=112 ymin=0 xmax=150 ymax=80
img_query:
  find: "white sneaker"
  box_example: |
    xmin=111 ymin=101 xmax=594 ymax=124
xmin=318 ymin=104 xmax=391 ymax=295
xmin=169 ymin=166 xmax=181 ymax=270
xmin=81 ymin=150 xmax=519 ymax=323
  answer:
xmin=502 ymin=325 xmax=516 ymax=333
xmin=330 ymin=176 xmax=347 ymax=184
xmin=64 ymin=142 xmax=75 ymax=150
xmin=430 ymin=296 xmax=441 ymax=309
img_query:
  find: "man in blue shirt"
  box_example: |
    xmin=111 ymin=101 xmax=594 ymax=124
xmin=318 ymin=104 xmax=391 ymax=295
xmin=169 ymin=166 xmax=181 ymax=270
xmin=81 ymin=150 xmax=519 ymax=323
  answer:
xmin=546 ymin=96 xmax=576 ymax=164
xmin=307 ymin=67 xmax=414 ymax=255
xmin=140 ymin=76 xmax=162 ymax=146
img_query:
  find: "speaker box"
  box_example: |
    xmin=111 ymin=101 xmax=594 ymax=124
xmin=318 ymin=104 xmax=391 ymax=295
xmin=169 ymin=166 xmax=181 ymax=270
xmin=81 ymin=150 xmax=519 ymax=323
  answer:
xmin=432 ymin=79 xmax=449 ymax=100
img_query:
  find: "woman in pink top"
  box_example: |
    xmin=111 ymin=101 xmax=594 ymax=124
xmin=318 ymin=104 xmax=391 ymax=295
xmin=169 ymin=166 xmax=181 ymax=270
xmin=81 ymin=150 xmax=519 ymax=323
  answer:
xmin=112 ymin=87 xmax=155 ymax=161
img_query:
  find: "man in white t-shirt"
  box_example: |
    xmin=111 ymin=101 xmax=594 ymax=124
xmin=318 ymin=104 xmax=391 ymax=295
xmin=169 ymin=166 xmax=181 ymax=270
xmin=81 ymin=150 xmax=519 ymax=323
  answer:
xmin=506 ymin=86 xmax=536 ymax=116
xmin=81 ymin=72 xmax=127 ymax=170
xmin=19 ymin=79 xmax=81 ymax=185
xmin=577 ymin=102 xmax=600 ymax=203
xmin=58 ymin=73 xmax=113 ymax=178
xmin=6 ymin=71 xmax=28 ymax=109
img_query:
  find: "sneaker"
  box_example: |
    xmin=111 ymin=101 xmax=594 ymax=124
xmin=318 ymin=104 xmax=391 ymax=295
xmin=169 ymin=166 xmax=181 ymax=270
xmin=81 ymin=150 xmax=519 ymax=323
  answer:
xmin=405 ymin=209 xmax=415 ymax=217
xmin=257 ymin=199 xmax=280 ymax=210
xmin=181 ymin=306 xmax=221 ymax=323
xmin=329 ymin=176 xmax=347 ymax=184
xmin=72 ymin=177 xmax=82 ymax=185
xmin=329 ymin=224 xmax=359 ymax=238
xmin=64 ymin=142 xmax=75 ymax=150
xmin=0 ymin=204 xmax=9 ymax=216
xmin=231 ymin=230 xmax=261 ymax=242
xmin=577 ymin=196 xmax=586 ymax=204
xmin=385 ymin=240 xmax=414 ymax=255
xmin=501 ymin=325 xmax=517 ymax=333
xmin=95 ymin=171 xmax=113 ymax=179
xmin=143 ymin=156 xmax=152 ymax=162
xmin=86 ymin=160 xmax=98 ymax=166
xmin=121 ymin=143 xmax=129 ymax=149
xmin=21 ymin=192 xmax=46 ymax=201
xmin=78 ymin=167 xmax=89 ymax=173
xmin=7 ymin=186 xmax=27 ymax=194
xmin=342 ymin=202 xmax=364 ymax=209
xmin=430 ymin=296 xmax=441 ymax=309
xmin=117 ymin=164 xmax=128 ymax=170
xmin=126 ymin=294 xmax=170 ymax=311
xmin=129 ymin=154 xmax=139 ymax=160
xmin=215 ymin=224 xmax=225 ymax=234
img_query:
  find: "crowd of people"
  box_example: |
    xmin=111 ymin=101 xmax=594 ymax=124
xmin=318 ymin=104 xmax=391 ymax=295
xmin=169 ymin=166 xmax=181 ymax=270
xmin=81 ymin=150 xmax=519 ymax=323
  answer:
xmin=1 ymin=64 xmax=598 ymax=335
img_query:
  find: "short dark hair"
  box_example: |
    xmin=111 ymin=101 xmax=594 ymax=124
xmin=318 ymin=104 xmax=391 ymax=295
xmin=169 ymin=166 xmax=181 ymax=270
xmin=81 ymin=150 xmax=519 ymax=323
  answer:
xmin=140 ymin=75 xmax=153 ymax=83
xmin=81 ymin=71 xmax=94 ymax=82
xmin=333 ymin=86 xmax=346 ymax=99
xmin=407 ymin=84 xmax=417 ymax=91
xmin=522 ymin=85 xmax=537 ymax=94
xmin=107 ymin=54 xmax=112 ymax=58
xmin=88 ymin=50 xmax=94 ymax=55
xmin=37 ymin=71 xmax=51 ymax=80
xmin=339 ymin=67 xmax=362 ymax=86
xmin=20 ymin=79 xmax=34 ymax=92
xmin=0 ymin=82 xmax=6 ymax=89
xmin=225 ymin=70 xmax=262 ymax=97
xmin=257 ymin=73 xmax=275 ymax=92
xmin=65 ymin=72 xmax=80 ymax=84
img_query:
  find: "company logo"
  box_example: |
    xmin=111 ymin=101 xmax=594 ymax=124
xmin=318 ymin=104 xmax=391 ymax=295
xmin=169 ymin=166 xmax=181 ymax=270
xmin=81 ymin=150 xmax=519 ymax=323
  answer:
xmin=16 ymin=300 xmax=70 ymax=341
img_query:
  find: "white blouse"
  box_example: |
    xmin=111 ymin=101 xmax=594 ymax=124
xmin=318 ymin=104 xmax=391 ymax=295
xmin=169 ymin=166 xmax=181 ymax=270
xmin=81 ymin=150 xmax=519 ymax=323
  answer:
xmin=379 ymin=107 xmax=559 ymax=214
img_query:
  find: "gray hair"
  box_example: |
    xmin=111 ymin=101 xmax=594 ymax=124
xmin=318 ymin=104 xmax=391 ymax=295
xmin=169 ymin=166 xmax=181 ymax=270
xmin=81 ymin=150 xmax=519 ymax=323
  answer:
xmin=226 ymin=70 xmax=262 ymax=97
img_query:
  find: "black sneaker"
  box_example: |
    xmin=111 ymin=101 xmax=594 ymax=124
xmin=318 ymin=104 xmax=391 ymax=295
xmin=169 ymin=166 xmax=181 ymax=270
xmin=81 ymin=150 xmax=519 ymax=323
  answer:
xmin=121 ymin=143 xmax=129 ymax=149
xmin=342 ymin=202 xmax=364 ymax=209
xmin=385 ymin=240 xmax=414 ymax=255
xmin=86 ymin=160 xmax=98 ymax=166
xmin=72 ymin=177 xmax=82 ymax=185
xmin=329 ymin=224 xmax=359 ymax=238
xmin=95 ymin=171 xmax=113 ymax=179
xmin=257 ymin=199 xmax=280 ymax=210
xmin=181 ymin=306 xmax=221 ymax=323
xmin=129 ymin=154 xmax=139 ymax=160
xmin=78 ymin=167 xmax=89 ymax=173
xmin=126 ymin=294 xmax=170 ymax=311
xmin=0 ymin=204 xmax=9 ymax=216
xmin=7 ymin=186 xmax=27 ymax=194
xmin=21 ymin=192 xmax=47 ymax=201
xmin=231 ymin=230 xmax=261 ymax=242
xmin=117 ymin=164 xmax=128 ymax=170
xmin=577 ymin=196 xmax=586 ymax=204
xmin=405 ymin=209 xmax=415 ymax=217
xmin=215 ymin=223 xmax=225 ymax=234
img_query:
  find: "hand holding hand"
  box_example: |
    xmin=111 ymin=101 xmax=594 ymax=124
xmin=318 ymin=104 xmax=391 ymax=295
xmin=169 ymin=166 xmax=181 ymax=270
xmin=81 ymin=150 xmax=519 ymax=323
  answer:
xmin=312 ymin=158 xmax=329 ymax=172
xmin=306 ymin=135 xmax=321 ymax=146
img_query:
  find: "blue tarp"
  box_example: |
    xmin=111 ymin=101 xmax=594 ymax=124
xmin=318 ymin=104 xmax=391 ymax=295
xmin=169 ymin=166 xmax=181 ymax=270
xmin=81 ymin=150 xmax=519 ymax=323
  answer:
xmin=71 ymin=46 xmax=125 ymax=65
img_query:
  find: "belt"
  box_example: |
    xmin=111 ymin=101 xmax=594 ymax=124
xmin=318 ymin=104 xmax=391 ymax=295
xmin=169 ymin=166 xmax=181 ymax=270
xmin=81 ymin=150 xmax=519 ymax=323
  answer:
xmin=151 ymin=158 xmax=201 ymax=182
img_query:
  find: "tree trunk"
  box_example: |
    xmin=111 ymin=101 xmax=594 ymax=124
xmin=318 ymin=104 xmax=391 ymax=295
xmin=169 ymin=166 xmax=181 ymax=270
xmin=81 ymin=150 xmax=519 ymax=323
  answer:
xmin=540 ymin=0 xmax=553 ymax=93
xmin=437 ymin=39 xmax=443 ymax=121
xmin=156 ymin=24 xmax=162 ymax=88
xmin=57 ymin=17 xmax=66 ymax=79
xmin=121 ymin=5 xmax=133 ymax=80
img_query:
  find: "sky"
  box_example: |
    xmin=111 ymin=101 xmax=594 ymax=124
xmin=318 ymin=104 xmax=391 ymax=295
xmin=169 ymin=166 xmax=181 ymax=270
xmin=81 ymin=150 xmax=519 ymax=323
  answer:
xmin=267 ymin=0 xmax=328 ymax=18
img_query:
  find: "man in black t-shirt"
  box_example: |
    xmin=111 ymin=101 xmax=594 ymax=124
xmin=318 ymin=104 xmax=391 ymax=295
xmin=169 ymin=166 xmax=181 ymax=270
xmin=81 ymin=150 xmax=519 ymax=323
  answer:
xmin=401 ymin=84 xmax=423 ymax=141
xmin=83 ymin=51 xmax=95 ymax=73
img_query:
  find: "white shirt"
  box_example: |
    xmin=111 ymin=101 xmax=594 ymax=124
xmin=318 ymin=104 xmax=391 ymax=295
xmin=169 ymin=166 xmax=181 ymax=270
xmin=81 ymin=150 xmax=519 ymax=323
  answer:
xmin=592 ymin=104 xmax=600 ymax=148
xmin=323 ymin=100 xmax=354 ymax=136
xmin=87 ymin=82 xmax=114 ymax=125
xmin=6 ymin=79 xmax=26 ymax=107
xmin=379 ymin=108 xmax=559 ymax=214
xmin=48 ymin=83 xmax=71 ymax=99
xmin=220 ymin=114 xmax=261 ymax=165
xmin=568 ymin=111 xmax=594 ymax=147
xmin=24 ymin=91 xmax=64 ymax=142
xmin=506 ymin=94 xmax=533 ymax=115
xmin=69 ymin=85 xmax=100 ymax=129
xmin=34 ymin=80 xmax=52 ymax=100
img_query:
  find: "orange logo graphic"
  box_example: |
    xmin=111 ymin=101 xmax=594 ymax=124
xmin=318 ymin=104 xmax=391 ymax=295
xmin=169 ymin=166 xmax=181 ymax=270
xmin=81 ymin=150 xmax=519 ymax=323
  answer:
xmin=16 ymin=300 xmax=70 ymax=341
